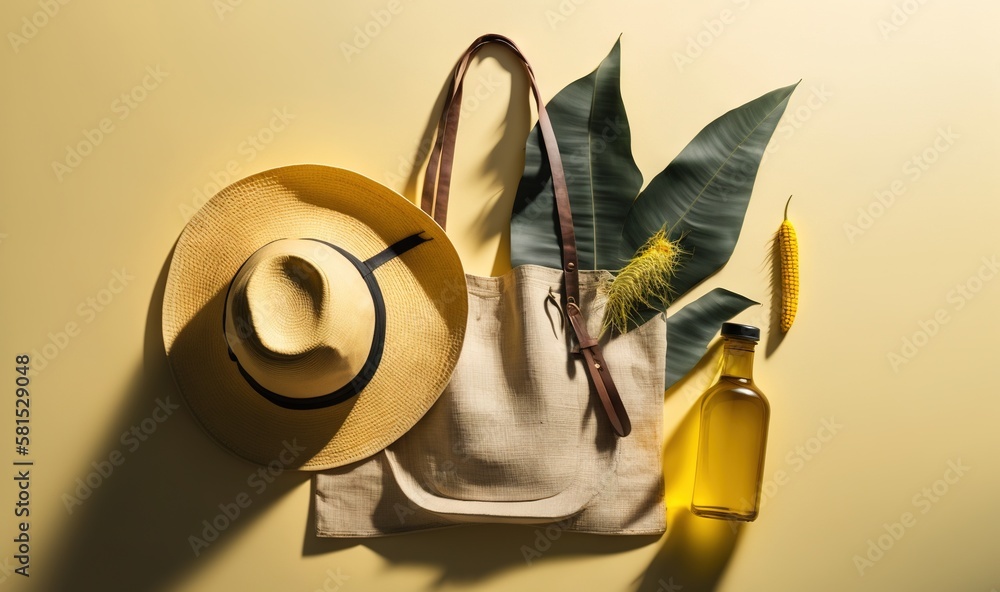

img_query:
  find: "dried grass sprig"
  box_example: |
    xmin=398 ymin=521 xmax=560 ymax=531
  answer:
xmin=602 ymin=227 xmax=686 ymax=335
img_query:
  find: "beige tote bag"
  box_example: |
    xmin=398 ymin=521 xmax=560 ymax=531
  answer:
xmin=315 ymin=34 xmax=666 ymax=536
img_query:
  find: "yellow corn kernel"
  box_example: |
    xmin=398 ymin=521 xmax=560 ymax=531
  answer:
xmin=779 ymin=195 xmax=799 ymax=332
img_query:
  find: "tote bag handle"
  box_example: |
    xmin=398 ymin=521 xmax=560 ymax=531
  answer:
xmin=420 ymin=34 xmax=631 ymax=437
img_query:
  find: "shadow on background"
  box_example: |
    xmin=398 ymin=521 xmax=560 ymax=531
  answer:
xmin=765 ymin=227 xmax=787 ymax=358
xmin=636 ymin=344 xmax=742 ymax=592
xmin=301 ymin=482 xmax=657 ymax=587
xmin=38 ymin=250 xmax=309 ymax=592
xmin=396 ymin=43 xmax=531 ymax=278
xmin=638 ymin=508 xmax=743 ymax=592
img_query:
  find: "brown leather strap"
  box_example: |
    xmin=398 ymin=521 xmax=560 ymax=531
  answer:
xmin=421 ymin=34 xmax=631 ymax=437
xmin=567 ymin=303 xmax=631 ymax=436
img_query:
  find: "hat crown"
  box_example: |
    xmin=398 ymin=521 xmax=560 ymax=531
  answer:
xmin=224 ymin=239 xmax=378 ymax=400
xmin=244 ymin=253 xmax=331 ymax=358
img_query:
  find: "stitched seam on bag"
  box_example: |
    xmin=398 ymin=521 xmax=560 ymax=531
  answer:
xmin=568 ymin=526 xmax=666 ymax=534
xmin=315 ymin=521 xmax=455 ymax=537
xmin=464 ymin=267 xmax=612 ymax=290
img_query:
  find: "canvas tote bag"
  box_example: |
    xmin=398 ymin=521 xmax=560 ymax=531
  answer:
xmin=315 ymin=34 xmax=666 ymax=536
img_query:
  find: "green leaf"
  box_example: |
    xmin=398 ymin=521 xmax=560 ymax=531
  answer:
xmin=666 ymin=288 xmax=758 ymax=389
xmin=510 ymin=37 xmax=642 ymax=270
xmin=623 ymin=83 xmax=799 ymax=302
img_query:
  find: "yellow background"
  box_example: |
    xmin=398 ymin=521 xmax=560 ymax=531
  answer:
xmin=1 ymin=1 xmax=998 ymax=590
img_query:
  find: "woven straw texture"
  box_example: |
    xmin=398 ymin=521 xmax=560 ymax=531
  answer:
xmin=315 ymin=265 xmax=667 ymax=535
xmin=162 ymin=165 xmax=468 ymax=470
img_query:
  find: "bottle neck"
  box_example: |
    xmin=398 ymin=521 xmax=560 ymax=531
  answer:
xmin=721 ymin=338 xmax=756 ymax=381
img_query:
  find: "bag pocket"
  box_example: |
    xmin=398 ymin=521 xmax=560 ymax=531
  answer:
xmin=385 ymin=266 xmax=618 ymax=520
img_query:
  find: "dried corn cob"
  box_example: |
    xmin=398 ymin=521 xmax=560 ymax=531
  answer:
xmin=778 ymin=195 xmax=799 ymax=332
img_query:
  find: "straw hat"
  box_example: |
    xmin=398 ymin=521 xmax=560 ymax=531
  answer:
xmin=162 ymin=165 xmax=467 ymax=470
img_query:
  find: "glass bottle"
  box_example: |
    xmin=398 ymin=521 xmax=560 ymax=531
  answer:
xmin=691 ymin=323 xmax=771 ymax=521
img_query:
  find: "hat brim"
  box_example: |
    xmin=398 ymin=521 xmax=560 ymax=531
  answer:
xmin=162 ymin=165 xmax=467 ymax=470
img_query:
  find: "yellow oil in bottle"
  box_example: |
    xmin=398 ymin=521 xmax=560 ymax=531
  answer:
xmin=691 ymin=323 xmax=770 ymax=522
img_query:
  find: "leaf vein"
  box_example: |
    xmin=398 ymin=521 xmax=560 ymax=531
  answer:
xmin=666 ymin=97 xmax=789 ymax=236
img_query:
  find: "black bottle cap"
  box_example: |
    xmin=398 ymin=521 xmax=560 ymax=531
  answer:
xmin=722 ymin=322 xmax=760 ymax=341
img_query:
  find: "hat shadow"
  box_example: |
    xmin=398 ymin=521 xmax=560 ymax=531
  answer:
xmin=39 ymin=248 xmax=311 ymax=592
xmin=169 ymin=277 xmax=356 ymax=467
